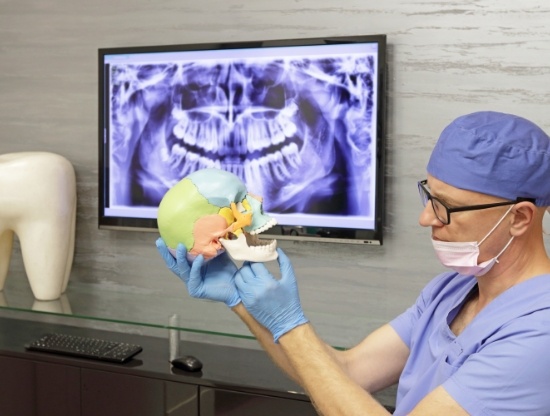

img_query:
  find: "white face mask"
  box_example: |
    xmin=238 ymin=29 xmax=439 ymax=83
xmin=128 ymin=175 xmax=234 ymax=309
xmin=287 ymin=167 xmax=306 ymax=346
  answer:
xmin=431 ymin=205 xmax=515 ymax=276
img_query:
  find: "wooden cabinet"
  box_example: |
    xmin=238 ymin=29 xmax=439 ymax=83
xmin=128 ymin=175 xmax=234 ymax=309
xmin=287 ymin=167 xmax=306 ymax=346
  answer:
xmin=0 ymin=356 xmax=35 ymax=416
xmin=0 ymin=358 xmax=317 ymax=416
xmin=0 ymin=318 xmax=319 ymax=415
xmin=0 ymin=357 xmax=80 ymax=416
xmin=81 ymin=369 xmax=198 ymax=416
xmin=199 ymin=387 xmax=317 ymax=416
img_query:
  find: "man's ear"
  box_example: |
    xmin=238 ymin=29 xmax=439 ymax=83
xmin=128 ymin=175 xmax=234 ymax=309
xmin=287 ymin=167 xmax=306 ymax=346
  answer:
xmin=509 ymin=202 xmax=537 ymax=237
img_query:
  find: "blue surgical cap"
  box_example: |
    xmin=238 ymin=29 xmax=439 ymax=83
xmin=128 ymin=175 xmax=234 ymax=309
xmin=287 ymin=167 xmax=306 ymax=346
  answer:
xmin=427 ymin=111 xmax=550 ymax=206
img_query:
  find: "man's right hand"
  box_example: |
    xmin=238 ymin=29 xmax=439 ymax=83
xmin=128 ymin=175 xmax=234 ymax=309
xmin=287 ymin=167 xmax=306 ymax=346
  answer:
xmin=156 ymin=237 xmax=241 ymax=307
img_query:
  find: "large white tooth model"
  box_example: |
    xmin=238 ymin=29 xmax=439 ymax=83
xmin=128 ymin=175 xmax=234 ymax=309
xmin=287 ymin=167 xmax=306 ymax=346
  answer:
xmin=0 ymin=152 xmax=76 ymax=301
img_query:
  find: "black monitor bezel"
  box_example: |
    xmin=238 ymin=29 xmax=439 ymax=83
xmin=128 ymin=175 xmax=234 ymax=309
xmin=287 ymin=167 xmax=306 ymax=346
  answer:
xmin=98 ymin=34 xmax=387 ymax=245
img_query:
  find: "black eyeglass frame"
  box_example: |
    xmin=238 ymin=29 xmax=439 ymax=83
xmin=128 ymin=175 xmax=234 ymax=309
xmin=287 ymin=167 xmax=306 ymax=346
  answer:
xmin=417 ymin=179 xmax=535 ymax=225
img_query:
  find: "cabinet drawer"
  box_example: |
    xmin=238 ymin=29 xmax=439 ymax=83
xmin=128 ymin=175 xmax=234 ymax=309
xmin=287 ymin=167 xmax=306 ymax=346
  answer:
xmin=200 ymin=387 xmax=317 ymax=416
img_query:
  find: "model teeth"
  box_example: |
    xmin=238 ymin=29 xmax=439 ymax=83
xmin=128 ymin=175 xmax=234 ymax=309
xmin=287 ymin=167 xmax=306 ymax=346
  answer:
xmin=245 ymin=233 xmax=275 ymax=247
xmin=251 ymin=239 xmax=276 ymax=251
xmin=220 ymin=233 xmax=278 ymax=262
xmin=250 ymin=217 xmax=277 ymax=235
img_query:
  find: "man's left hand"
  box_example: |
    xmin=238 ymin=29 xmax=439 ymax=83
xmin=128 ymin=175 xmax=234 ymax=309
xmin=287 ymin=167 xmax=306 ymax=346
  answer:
xmin=235 ymin=248 xmax=308 ymax=342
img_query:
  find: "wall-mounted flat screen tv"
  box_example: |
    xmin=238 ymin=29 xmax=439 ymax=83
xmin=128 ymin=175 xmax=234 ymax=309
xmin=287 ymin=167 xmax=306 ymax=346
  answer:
xmin=98 ymin=34 xmax=387 ymax=244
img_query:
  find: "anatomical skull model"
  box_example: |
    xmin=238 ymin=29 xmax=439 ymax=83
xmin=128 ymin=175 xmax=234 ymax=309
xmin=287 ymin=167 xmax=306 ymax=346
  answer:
xmin=157 ymin=168 xmax=278 ymax=262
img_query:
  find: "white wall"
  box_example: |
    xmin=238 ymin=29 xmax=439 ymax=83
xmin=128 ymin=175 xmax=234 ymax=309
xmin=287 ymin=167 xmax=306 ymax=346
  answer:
xmin=1 ymin=0 xmax=549 ymax=349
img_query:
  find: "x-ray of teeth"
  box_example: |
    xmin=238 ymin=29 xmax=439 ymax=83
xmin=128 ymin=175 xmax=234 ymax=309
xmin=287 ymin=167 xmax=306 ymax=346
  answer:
xmin=108 ymin=54 xmax=377 ymax=217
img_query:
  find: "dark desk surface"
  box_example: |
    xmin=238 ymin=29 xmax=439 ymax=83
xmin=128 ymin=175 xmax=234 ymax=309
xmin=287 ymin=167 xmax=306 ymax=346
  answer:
xmin=0 ymin=316 xmax=309 ymax=402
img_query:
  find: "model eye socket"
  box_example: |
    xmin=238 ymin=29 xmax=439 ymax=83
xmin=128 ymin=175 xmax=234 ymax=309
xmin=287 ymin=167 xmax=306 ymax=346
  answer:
xmin=236 ymin=200 xmax=252 ymax=214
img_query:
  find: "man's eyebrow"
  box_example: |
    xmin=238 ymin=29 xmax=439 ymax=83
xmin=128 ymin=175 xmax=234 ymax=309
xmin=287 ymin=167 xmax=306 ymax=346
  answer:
xmin=428 ymin=185 xmax=461 ymax=207
xmin=439 ymin=195 xmax=462 ymax=207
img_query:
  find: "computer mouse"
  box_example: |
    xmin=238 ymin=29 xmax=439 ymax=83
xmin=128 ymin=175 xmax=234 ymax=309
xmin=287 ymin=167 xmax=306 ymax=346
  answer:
xmin=171 ymin=355 xmax=203 ymax=372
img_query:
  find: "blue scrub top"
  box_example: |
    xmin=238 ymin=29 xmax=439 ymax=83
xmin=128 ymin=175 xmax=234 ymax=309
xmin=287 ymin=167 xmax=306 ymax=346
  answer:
xmin=390 ymin=272 xmax=550 ymax=415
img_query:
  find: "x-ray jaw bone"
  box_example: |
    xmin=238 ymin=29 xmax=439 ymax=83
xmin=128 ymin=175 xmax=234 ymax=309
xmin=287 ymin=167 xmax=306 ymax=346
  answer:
xmin=110 ymin=55 xmax=376 ymax=216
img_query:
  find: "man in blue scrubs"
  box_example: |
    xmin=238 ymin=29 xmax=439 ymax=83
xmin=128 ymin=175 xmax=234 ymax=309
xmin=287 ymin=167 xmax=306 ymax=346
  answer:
xmin=157 ymin=111 xmax=550 ymax=415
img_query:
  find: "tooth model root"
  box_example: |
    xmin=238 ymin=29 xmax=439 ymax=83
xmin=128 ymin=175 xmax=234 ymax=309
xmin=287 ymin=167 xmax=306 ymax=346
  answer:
xmin=0 ymin=152 xmax=76 ymax=301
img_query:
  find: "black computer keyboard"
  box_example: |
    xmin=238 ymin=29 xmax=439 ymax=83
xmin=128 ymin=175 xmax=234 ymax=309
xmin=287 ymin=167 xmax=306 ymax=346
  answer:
xmin=26 ymin=333 xmax=143 ymax=363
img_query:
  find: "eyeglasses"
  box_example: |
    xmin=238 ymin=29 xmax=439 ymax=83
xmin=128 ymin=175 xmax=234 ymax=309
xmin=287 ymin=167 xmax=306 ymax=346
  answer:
xmin=417 ymin=179 xmax=534 ymax=225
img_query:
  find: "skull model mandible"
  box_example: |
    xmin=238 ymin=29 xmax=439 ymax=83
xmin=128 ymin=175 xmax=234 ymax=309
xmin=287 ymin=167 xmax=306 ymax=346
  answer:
xmin=157 ymin=168 xmax=278 ymax=262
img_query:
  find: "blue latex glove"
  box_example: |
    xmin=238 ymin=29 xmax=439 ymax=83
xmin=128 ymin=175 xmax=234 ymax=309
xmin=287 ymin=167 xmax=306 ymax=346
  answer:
xmin=155 ymin=237 xmax=240 ymax=307
xmin=235 ymin=248 xmax=308 ymax=342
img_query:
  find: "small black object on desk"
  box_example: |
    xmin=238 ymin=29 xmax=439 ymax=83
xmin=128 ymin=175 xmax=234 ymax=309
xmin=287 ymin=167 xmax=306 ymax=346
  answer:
xmin=171 ymin=355 xmax=203 ymax=372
